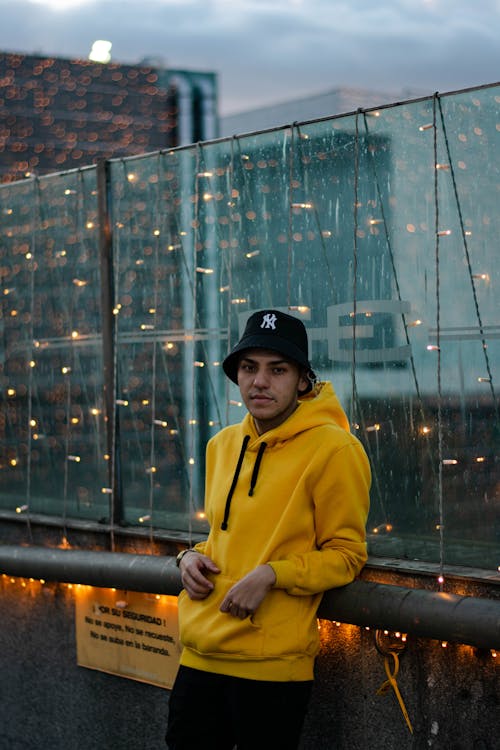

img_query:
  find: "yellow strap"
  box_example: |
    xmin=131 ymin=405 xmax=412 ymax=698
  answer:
xmin=376 ymin=651 xmax=414 ymax=734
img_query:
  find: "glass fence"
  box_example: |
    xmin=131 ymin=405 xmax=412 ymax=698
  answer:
xmin=1 ymin=83 xmax=498 ymax=571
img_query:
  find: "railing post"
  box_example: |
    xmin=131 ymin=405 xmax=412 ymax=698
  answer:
xmin=97 ymin=159 xmax=123 ymax=528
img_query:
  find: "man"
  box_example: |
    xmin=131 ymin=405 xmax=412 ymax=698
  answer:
xmin=166 ymin=309 xmax=371 ymax=750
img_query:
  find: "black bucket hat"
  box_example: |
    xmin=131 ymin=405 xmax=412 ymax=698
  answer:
xmin=222 ymin=309 xmax=316 ymax=390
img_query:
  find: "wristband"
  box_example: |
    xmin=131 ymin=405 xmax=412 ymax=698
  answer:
xmin=176 ymin=548 xmax=195 ymax=567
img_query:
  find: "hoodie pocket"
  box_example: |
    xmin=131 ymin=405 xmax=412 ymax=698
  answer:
xmin=178 ymin=575 xmax=319 ymax=659
xmin=178 ymin=575 xmax=263 ymax=658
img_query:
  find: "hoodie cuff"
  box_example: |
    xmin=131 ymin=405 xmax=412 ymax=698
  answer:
xmin=267 ymin=560 xmax=297 ymax=590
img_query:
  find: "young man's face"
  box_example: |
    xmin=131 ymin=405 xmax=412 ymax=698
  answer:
xmin=236 ymin=348 xmax=309 ymax=435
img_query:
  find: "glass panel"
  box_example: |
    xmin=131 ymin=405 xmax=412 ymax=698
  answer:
xmin=0 ymin=169 xmax=109 ymax=521
xmin=1 ymin=83 xmax=498 ymax=571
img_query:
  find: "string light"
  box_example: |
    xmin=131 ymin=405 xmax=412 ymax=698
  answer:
xmin=2 ymin=575 xmax=497 ymax=667
xmin=0 ymin=73 xmax=497 ymax=592
xmin=372 ymin=524 xmax=393 ymax=534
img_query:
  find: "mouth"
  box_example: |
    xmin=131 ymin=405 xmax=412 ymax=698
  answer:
xmin=250 ymin=394 xmax=274 ymax=403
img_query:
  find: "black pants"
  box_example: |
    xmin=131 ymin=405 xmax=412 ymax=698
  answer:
xmin=165 ymin=665 xmax=313 ymax=750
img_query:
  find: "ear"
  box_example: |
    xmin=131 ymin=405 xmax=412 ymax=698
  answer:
xmin=297 ymin=370 xmax=311 ymax=396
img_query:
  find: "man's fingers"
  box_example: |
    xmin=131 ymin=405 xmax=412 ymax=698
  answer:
xmin=220 ymin=597 xmax=253 ymax=618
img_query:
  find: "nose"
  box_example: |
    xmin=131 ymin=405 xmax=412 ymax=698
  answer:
xmin=252 ymin=368 xmax=269 ymax=388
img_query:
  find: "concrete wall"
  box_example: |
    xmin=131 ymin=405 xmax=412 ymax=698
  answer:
xmin=2 ymin=574 xmax=498 ymax=749
xmin=1 ymin=518 xmax=498 ymax=749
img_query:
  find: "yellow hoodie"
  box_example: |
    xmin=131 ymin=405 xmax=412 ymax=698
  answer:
xmin=178 ymin=381 xmax=371 ymax=682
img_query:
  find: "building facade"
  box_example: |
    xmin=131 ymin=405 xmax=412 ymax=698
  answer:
xmin=220 ymin=85 xmax=427 ymax=136
xmin=0 ymin=51 xmax=218 ymax=182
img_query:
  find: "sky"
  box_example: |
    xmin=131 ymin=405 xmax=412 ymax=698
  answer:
xmin=1 ymin=0 xmax=500 ymax=116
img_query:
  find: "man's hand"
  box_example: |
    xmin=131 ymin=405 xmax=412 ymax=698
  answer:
xmin=220 ymin=564 xmax=277 ymax=619
xmin=179 ymin=551 xmax=220 ymax=600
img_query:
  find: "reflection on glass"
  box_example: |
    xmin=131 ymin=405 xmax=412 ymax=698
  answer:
xmin=0 ymin=85 xmax=498 ymax=570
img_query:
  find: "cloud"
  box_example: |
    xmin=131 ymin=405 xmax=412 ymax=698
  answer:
xmin=1 ymin=0 xmax=500 ymax=114
xmin=27 ymin=0 xmax=94 ymax=9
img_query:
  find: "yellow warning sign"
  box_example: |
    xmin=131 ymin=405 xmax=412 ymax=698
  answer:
xmin=75 ymin=586 xmax=180 ymax=689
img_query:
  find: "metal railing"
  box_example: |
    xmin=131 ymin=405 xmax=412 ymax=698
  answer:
xmin=1 ymin=545 xmax=498 ymax=650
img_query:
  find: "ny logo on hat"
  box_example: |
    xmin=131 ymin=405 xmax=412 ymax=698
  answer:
xmin=260 ymin=313 xmax=277 ymax=330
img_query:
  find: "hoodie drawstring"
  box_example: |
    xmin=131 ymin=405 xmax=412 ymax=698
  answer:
xmin=248 ymin=441 xmax=267 ymax=496
xmin=221 ymin=435 xmax=250 ymax=530
xmin=220 ymin=436 xmax=268 ymax=530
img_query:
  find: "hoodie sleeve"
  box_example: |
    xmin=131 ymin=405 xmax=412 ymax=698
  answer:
xmin=268 ymin=438 xmax=371 ymax=595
